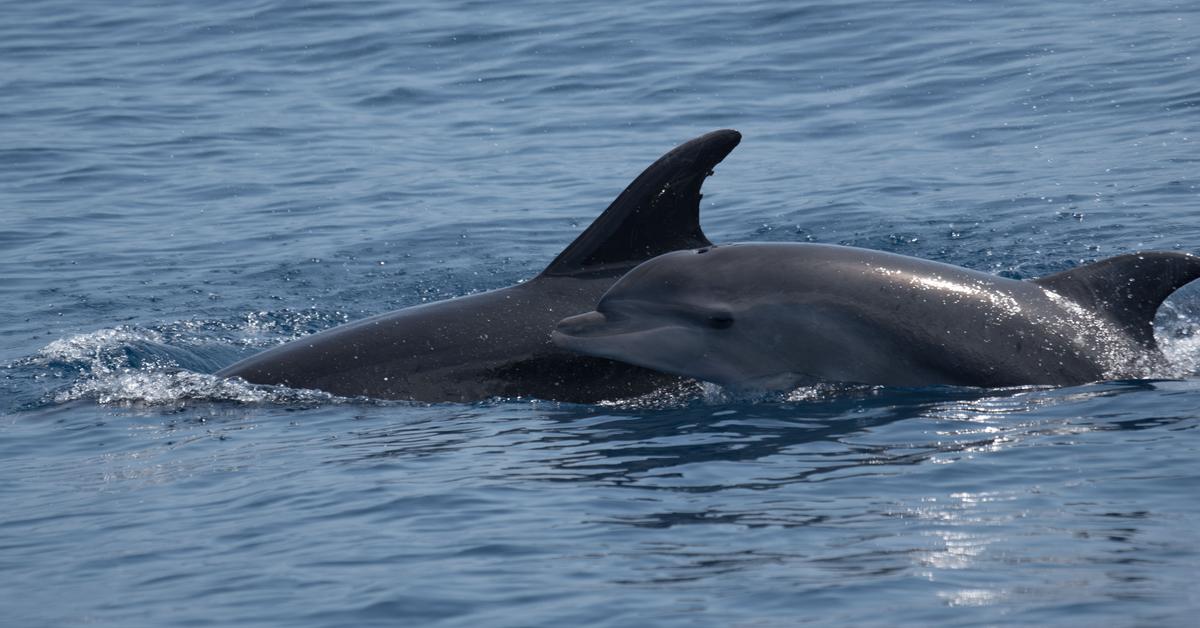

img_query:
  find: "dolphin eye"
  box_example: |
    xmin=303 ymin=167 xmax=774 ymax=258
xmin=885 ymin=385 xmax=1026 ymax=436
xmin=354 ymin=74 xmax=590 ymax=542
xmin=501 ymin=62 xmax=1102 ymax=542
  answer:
xmin=707 ymin=312 xmax=734 ymax=330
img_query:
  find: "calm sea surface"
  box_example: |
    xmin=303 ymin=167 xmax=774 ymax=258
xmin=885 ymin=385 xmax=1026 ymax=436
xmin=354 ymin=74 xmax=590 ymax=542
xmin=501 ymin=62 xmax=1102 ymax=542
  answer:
xmin=3 ymin=1 xmax=1200 ymax=626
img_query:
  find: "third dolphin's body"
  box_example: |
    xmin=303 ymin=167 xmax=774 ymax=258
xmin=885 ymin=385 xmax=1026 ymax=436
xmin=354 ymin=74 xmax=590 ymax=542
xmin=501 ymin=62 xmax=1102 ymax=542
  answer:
xmin=553 ymin=243 xmax=1200 ymax=391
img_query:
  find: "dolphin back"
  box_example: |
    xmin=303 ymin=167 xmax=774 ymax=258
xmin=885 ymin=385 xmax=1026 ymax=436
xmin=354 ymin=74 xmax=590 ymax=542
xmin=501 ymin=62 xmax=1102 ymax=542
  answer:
xmin=1033 ymin=251 xmax=1200 ymax=347
xmin=540 ymin=129 xmax=741 ymax=277
xmin=216 ymin=130 xmax=743 ymax=402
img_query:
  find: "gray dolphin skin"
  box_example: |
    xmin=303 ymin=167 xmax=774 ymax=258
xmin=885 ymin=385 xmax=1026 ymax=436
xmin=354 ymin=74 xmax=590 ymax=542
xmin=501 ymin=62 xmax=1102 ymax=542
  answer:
xmin=553 ymin=243 xmax=1200 ymax=392
xmin=216 ymin=129 xmax=741 ymax=402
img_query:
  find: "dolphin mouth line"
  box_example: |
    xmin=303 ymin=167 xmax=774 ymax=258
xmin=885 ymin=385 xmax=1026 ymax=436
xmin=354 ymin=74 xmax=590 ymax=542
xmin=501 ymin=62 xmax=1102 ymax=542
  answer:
xmin=551 ymin=325 xmax=669 ymax=348
xmin=553 ymin=310 xmax=688 ymax=342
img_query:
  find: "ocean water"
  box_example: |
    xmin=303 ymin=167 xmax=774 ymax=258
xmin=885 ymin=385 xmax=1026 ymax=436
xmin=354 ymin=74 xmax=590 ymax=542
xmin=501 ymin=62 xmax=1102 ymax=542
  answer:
xmin=3 ymin=0 xmax=1200 ymax=625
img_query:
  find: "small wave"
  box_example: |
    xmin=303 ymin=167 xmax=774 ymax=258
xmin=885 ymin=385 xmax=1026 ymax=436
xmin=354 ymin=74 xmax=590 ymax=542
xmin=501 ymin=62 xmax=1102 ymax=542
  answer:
xmin=23 ymin=324 xmax=225 ymax=375
xmin=14 ymin=317 xmax=353 ymax=408
xmin=23 ymin=307 xmax=348 ymax=369
xmin=52 ymin=369 xmax=338 ymax=406
xmin=33 ymin=327 xmax=164 ymax=369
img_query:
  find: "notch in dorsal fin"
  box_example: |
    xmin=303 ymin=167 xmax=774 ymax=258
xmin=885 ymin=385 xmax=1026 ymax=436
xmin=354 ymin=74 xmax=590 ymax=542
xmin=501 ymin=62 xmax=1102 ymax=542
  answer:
xmin=540 ymin=129 xmax=741 ymax=277
xmin=1032 ymin=251 xmax=1200 ymax=347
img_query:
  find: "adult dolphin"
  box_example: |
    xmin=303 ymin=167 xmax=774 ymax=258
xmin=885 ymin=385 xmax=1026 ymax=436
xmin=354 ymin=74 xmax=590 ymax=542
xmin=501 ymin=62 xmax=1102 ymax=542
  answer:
xmin=216 ymin=130 xmax=740 ymax=402
xmin=553 ymin=243 xmax=1200 ymax=392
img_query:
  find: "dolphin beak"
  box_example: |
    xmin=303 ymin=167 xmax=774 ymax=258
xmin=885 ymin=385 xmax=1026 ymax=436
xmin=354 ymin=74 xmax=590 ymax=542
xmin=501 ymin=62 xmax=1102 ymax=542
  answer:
xmin=554 ymin=310 xmax=629 ymax=355
xmin=554 ymin=310 xmax=609 ymax=339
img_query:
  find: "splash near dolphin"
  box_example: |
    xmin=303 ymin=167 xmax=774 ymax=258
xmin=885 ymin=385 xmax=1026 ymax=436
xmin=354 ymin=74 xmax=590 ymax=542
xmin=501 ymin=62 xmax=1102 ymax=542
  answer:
xmin=553 ymin=243 xmax=1200 ymax=392
xmin=217 ymin=130 xmax=741 ymax=402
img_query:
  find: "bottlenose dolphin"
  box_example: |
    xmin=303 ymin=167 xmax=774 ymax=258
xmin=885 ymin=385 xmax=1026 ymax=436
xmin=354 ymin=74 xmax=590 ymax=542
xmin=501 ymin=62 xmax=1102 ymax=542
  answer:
xmin=216 ymin=130 xmax=741 ymax=402
xmin=553 ymin=243 xmax=1200 ymax=391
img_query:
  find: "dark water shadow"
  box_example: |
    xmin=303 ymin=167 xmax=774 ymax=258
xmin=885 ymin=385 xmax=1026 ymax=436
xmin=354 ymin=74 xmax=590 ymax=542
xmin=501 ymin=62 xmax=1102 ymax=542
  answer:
xmin=321 ymin=383 xmax=1174 ymax=490
xmin=516 ymin=386 xmax=1028 ymax=487
xmin=323 ymin=379 xmax=1193 ymax=478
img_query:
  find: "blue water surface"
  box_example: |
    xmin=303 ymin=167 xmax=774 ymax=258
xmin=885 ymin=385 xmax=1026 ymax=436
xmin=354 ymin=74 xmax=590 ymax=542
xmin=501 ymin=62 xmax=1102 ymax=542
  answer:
xmin=3 ymin=1 xmax=1200 ymax=626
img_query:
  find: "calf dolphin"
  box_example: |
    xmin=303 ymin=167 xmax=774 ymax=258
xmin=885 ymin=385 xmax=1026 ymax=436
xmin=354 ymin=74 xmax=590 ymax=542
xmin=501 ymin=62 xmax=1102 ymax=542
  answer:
xmin=216 ymin=130 xmax=741 ymax=402
xmin=553 ymin=243 xmax=1200 ymax=391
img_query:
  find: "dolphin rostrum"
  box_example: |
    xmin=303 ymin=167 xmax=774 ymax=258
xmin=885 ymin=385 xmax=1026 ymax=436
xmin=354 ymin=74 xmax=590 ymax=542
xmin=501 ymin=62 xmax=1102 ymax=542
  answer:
xmin=217 ymin=130 xmax=741 ymax=402
xmin=553 ymin=243 xmax=1200 ymax=392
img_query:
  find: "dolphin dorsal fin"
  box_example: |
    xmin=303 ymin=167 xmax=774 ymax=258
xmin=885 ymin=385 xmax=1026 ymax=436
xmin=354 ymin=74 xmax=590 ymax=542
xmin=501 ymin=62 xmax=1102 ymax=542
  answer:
xmin=540 ymin=129 xmax=741 ymax=277
xmin=1032 ymin=251 xmax=1200 ymax=347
